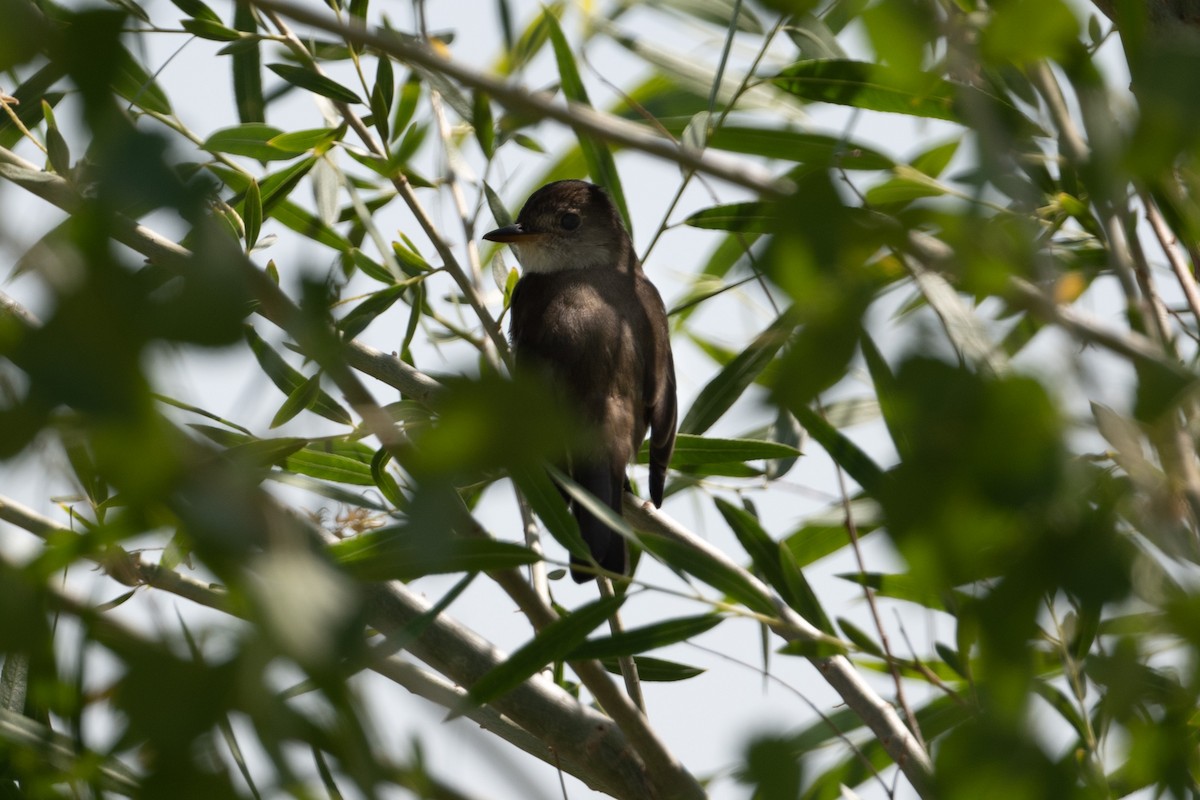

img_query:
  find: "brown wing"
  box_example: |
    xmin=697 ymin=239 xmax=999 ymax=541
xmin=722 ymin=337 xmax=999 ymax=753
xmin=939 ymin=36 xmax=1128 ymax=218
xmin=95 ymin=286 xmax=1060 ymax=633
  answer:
xmin=639 ymin=276 xmax=676 ymax=507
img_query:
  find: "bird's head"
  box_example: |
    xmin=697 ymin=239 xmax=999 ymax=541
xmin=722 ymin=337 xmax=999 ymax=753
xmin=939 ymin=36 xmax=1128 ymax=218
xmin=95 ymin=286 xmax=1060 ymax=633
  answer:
xmin=483 ymin=180 xmax=633 ymax=274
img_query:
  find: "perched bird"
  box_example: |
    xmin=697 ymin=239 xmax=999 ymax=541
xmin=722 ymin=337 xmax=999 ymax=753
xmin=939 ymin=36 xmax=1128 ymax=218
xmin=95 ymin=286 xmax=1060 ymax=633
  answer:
xmin=484 ymin=180 xmax=676 ymax=582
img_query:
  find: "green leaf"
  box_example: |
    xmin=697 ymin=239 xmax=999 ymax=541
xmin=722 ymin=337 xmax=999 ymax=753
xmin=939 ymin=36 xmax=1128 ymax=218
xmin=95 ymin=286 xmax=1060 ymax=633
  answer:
xmin=649 ymin=0 xmax=763 ymax=32
xmin=835 ymin=572 xmax=953 ymax=612
xmin=787 ymin=402 xmax=885 ymax=495
xmin=331 ymin=527 xmax=539 ymax=582
xmin=169 ymin=0 xmax=221 ymax=22
xmin=371 ymin=56 xmax=394 ymax=143
xmin=113 ymin=44 xmax=172 ymax=114
xmin=865 ymin=170 xmax=948 ymax=205
xmin=779 ymin=544 xmax=836 ymax=635
xmin=781 ymin=499 xmax=881 ymax=567
xmin=243 ymin=178 xmax=262 ymax=250
xmin=391 ymin=72 xmax=421 ymax=142
xmin=715 ymin=498 xmax=789 ymax=596
xmin=511 ymin=465 xmax=589 ymax=565
xmin=643 ymin=433 xmax=800 ymax=467
xmin=181 ymin=17 xmax=241 ymax=41
xmin=567 ymin=614 xmax=723 ymax=660
xmin=483 ymin=180 xmax=513 ymax=227
xmin=707 ymin=126 xmax=892 ymax=170
xmin=0 ymin=66 xmax=66 ymax=150
xmin=472 ymin=91 xmax=496 ymax=158
xmin=369 ymin=448 xmax=406 ymax=509
xmin=285 ymin=446 xmax=375 ymax=486
xmin=338 ymin=283 xmax=410 ymax=340
xmin=597 ymin=655 xmax=705 ymax=682
xmin=680 ymin=309 xmax=796 ymax=435
xmin=639 ymin=531 xmax=776 ymax=616
xmin=774 ymin=59 xmax=960 ymax=121
xmin=269 ymin=372 xmax=320 ymax=429
xmin=203 ymin=124 xmax=292 ymax=161
xmin=837 ymin=617 xmax=884 ymax=657
xmin=684 ymin=202 xmax=778 ymax=233
xmin=467 ymin=596 xmax=625 ymax=705
xmin=267 ymin=126 xmax=343 ymax=154
xmin=267 ymin=63 xmax=362 ymax=104
xmin=244 ymin=326 xmax=353 ymax=425
xmin=231 ymin=4 xmax=264 ymax=123
xmin=543 ymin=11 xmax=631 ymax=234
xmin=493 ymin=1 xmax=563 ymax=76
xmin=910 ymin=138 xmax=961 ymax=178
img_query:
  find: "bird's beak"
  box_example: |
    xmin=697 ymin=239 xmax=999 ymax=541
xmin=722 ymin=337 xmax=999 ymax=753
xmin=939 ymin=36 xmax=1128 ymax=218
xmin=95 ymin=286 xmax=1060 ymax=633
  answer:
xmin=483 ymin=223 xmax=542 ymax=243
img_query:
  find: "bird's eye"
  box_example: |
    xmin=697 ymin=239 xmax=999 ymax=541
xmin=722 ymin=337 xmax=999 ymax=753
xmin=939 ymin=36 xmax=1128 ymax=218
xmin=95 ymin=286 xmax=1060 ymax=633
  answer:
xmin=559 ymin=212 xmax=581 ymax=231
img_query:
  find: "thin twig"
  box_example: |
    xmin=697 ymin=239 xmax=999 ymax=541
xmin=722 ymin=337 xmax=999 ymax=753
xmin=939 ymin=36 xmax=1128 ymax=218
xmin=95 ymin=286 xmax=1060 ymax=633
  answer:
xmin=598 ymin=577 xmax=645 ymax=713
xmin=824 ymin=400 xmax=925 ymax=749
xmin=1143 ymin=191 xmax=1200 ymax=324
xmin=243 ymin=0 xmax=791 ymax=198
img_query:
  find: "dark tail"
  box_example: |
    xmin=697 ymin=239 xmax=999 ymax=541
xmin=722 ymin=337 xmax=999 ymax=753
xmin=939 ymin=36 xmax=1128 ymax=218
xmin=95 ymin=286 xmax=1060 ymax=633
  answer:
xmin=569 ymin=461 xmax=626 ymax=582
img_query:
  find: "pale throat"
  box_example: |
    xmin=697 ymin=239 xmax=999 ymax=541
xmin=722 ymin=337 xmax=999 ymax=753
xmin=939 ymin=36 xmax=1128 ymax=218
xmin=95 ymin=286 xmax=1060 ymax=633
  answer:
xmin=512 ymin=241 xmax=619 ymax=274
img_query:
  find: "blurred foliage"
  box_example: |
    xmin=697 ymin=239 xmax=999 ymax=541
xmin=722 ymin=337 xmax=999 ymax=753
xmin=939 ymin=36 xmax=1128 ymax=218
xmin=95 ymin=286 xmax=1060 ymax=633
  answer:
xmin=3 ymin=0 xmax=1200 ymax=798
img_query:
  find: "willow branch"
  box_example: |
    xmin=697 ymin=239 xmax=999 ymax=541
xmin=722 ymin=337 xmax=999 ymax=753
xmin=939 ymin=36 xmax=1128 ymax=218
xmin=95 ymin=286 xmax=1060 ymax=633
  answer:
xmin=242 ymin=0 xmax=790 ymax=198
xmin=623 ymin=496 xmax=936 ymax=798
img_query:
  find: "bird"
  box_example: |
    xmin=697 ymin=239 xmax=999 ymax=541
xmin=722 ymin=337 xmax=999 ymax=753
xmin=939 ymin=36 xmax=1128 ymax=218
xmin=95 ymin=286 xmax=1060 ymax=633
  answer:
xmin=483 ymin=180 xmax=676 ymax=582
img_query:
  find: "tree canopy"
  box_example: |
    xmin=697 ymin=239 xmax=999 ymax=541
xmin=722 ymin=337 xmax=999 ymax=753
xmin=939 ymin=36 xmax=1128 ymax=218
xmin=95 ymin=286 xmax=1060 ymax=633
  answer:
xmin=3 ymin=0 xmax=1200 ymax=798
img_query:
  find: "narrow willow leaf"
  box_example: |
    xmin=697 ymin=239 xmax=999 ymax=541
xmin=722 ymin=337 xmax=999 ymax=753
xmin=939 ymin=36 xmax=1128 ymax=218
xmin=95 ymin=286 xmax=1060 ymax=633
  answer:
xmin=837 ymin=617 xmax=884 ymax=658
xmin=331 ymin=528 xmax=539 ymax=583
xmin=651 ymin=0 xmax=763 ymax=33
xmin=244 ymin=326 xmax=353 ymax=425
xmin=787 ymin=402 xmax=884 ymax=495
xmin=203 ymin=124 xmax=290 ymax=161
xmin=268 ymin=64 xmax=362 ymax=104
xmin=835 ymin=572 xmax=953 ymax=611
xmin=908 ymin=260 xmax=1008 ymax=375
xmin=1031 ymin=681 xmax=1091 ymax=743
xmin=267 ymin=472 xmax=388 ymax=510
xmin=715 ymin=498 xmax=789 ymax=596
xmin=270 ymin=372 xmax=320 ymax=428
xmin=229 ymin=3 xmax=264 ymax=123
xmin=640 ymin=531 xmax=776 ymax=617
xmin=338 ymin=283 xmax=409 ymax=340
xmin=598 ymin=655 xmax=704 ymax=682
xmin=371 ymin=56 xmax=394 ymax=143
xmin=511 ymin=465 xmax=589 ymax=563
xmin=257 ymin=156 xmax=318 ymax=214
xmin=169 ymin=0 xmax=221 ymax=21
xmin=707 ymin=126 xmax=892 ymax=170
xmin=391 ymin=72 xmax=421 ymax=142
xmin=285 ymin=447 xmax=375 ymax=486
xmin=860 ymin=333 xmax=908 ymax=458
xmin=765 ymin=406 xmax=803 ymax=480
xmin=910 ymin=138 xmax=961 ymax=178
xmin=114 ymin=45 xmax=172 ymax=114
xmin=637 ymin=434 xmax=800 ymax=466
xmin=268 ymin=126 xmax=343 ymax=154
xmin=472 ymin=91 xmax=496 ymax=158
xmin=243 ymin=178 xmax=262 ymax=251
xmin=181 ymin=18 xmax=241 ymax=41
xmin=779 ymin=544 xmax=836 ymax=634
xmin=774 ymin=59 xmax=960 ymax=121
xmin=494 ymin=0 xmax=564 ymax=76
xmin=544 ymin=11 xmax=631 ymax=234
xmin=680 ymin=308 xmax=796 ymax=435
xmin=685 ymin=202 xmax=778 ymax=233
xmin=369 ymin=448 xmax=406 ymax=509
xmin=567 ymin=614 xmax=723 ymax=660
xmin=0 ymin=67 xmax=65 ymax=150
xmin=483 ymin=181 xmax=513 ymax=227
xmin=467 ymin=596 xmax=625 ymax=706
